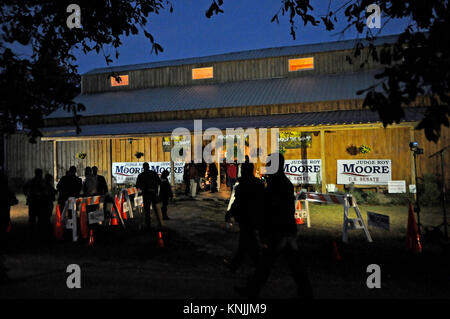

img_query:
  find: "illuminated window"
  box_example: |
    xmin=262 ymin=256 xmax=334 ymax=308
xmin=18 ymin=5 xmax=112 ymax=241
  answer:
xmin=192 ymin=67 xmax=213 ymax=80
xmin=288 ymin=57 xmax=314 ymax=72
xmin=110 ymin=75 xmax=129 ymax=87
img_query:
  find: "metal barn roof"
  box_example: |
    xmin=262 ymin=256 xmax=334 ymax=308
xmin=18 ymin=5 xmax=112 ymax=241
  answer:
xmin=48 ymin=70 xmax=381 ymax=119
xmin=84 ymin=34 xmax=399 ymax=75
xmin=43 ymin=107 xmax=425 ymax=139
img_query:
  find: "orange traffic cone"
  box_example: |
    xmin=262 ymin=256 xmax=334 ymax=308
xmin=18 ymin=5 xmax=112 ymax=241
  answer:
xmin=157 ymin=231 xmax=164 ymax=248
xmin=332 ymin=240 xmax=342 ymax=261
xmin=88 ymin=229 xmax=94 ymax=246
xmin=111 ymin=208 xmax=119 ymax=226
xmin=406 ymin=203 xmax=422 ymax=253
xmin=54 ymin=204 xmax=64 ymax=240
xmin=80 ymin=203 xmax=89 ymax=239
xmin=296 ymin=200 xmax=302 ymax=210
xmin=120 ymin=196 xmax=128 ymax=220
xmin=111 ymin=196 xmax=120 ymax=226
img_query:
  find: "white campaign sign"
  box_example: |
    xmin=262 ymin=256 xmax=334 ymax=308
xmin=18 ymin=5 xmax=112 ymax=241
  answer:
xmin=284 ymin=159 xmax=322 ymax=185
xmin=112 ymin=162 xmax=185 ymax=184
xmin=337 ymin=159 xmax=392 ymax=185
xmin=388 ymin=180 xmax=406 ymax=193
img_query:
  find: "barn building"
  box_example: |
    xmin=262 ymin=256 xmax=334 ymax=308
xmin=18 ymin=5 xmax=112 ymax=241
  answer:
xmin=3 ymin=34 xmax=449 ymax=193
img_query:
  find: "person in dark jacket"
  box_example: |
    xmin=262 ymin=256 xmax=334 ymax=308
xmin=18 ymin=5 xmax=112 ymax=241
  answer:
xmin=136 ymin=162 xmax=162 ymax=229
xmin=225 ymin=162 xmax=264 ymax=272
xmin=43 ymin=174 xmax=57 ymax=240
xmin=23 ymin=168 xmax=47 ymax=238
xmin=0 ymin=169 xmax=17 ymax=283
xmin=56 ymin=166 xmax=82 ymax=210
xmin=183 ymin=162 xmax=190 ymax=195
xmin=159 ymin=170 xmax=173 ymax=220
xmin=92 ymin=166 xmax=108 ymax=195
xmin=235 ymin=153 xmax=313 ymax=299
xmin=208 ymin=163 xmax=218 ymax=193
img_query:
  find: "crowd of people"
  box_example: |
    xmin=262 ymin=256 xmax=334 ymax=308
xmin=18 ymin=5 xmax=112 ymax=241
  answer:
xmin=182 ymin=156 xmax=252 ymax=197
xmin=1 ymin=153 xmax=312 ymax=297
xmin=225 ymin=153 xmax=313 ymax=299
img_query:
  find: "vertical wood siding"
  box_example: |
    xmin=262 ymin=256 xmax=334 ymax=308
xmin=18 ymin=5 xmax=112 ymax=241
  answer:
xmin=6 ymin=123 xmax=450 ymax=189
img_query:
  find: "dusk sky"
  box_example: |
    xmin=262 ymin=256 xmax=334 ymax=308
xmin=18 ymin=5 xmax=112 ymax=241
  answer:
xmin=73 ymin=0 xmax=410 ymax=74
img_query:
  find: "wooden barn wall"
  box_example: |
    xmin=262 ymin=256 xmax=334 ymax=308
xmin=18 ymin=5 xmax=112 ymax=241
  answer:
xmin=415 ymin=127 xmax=450 ymax=187
xmin=4 ymin=134 xmax=54 ymax=187
xmin=55 ymin=139 xmax=110 ymax=184
xmin=81 ymin=48 xmax=382 ymax=94
xmin=323 ymin=127 xmax=413 ymax=188
xmin=6 ymin=124 xmax=449 ymax=191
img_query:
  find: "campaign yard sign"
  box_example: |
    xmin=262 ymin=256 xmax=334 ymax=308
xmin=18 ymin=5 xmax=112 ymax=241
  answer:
xmin=112 ymin=162 xmax=185 ymax=184
xmin=388 ymin=180 xmax=406 ymax=193
xmin=284 ymin=159 xmax=322 ymax=185
xmin=337 ymin=159 xmax=392 ymax=185
xmin=367 ymin=211 xmax=390 ymax=231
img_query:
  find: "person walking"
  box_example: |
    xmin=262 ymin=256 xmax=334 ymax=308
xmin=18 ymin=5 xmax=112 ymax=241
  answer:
xmin=42 ymin=174 xmax=57 ymax=240
xmin=235 ymin=153 xmax=313 ymax=299
xmin=23 ymin=169 xmax=47 ymax=239
xmin=188 ymin=160 xmax=198 ymax=197
xmin=183 ymin=162 xmax=190 ymax=195
xmin=208 ymin=163 xmax=218 ymax=193
xmin=136 ymin=162 xmax=162 ymax=229
xmin=159 ymin=170 xmax=173 ymax=220
xmin=225 ymin=162 xmax=264 ymax=272
xmin=0 ymin=169 xmax=18 ymax=283
xmin=227 ymin=161 xmax=238 ymax=191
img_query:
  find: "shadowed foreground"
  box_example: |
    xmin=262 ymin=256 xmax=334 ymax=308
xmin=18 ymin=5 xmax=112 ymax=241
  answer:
xmin=1 ymin=192 xmax=450 ymax=299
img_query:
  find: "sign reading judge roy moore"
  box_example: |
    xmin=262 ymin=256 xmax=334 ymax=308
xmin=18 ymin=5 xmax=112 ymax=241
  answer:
xmin=337 ymin=159 xmax=392 ymax=185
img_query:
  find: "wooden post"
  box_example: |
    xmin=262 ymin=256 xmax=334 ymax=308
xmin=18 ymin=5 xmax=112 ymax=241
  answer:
xmin=53 ymin=140 xmax=58 ymax=185
xmin=217 ymin=140 xmax=221 ymax=191
xmin=320 ymin=130 xmax=327 ymax=193
xmin=109 ymin=139 xmax=113 ymax=190
xmin=409 ymin=127 xmax=416 ymax=199
xmin=170 ymin=137 xmax=175 ymax=187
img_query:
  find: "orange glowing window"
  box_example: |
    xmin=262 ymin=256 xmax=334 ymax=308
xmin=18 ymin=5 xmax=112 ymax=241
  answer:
xmin=288 ymin=57 xmax=314 ymax=72
xmin=110 ymin=75 xmax=129 ymax=87
xmin=192 ymin=67 xmax=213 ymax=80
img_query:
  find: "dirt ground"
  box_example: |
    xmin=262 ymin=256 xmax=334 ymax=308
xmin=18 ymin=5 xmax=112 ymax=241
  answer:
xmin=1 ymin=188 xmax=450 ymax=300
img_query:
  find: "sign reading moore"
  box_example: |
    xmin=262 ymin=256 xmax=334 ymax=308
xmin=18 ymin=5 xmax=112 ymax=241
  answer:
xmin=112 ymin=162 xmax=185 ymax=184
xmin=284 ymin=159 xmax=322 ymax=185
xmin=337 ymin=159 xmax=391 ymax=185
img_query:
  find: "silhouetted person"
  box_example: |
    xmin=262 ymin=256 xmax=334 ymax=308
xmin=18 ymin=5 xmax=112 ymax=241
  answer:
xmin=198 ymin=160 xmax=207 ymax=192
xmin=92 ymin=166 xmax=108 ymax=195
xmin=136 ymin=162 xmax=162 ymax=229
xmin=57 ymin=166 xmax=82 ymax=209
xmin=23 ymin=169 xmax=47 ymax=238
xmin=225 ymin=162 xmax=264 ymax=272
xmin=227 ymin=161 xmax=238 ymax=191
xmin=42 ymin=174 xmax=57 ymax=240
xmin=0 ymin=170 xmax=17 ymax=283
xmin=209 ymin=163 xmax=218 ymax=193
xmin=83 ymin=166 xmax=98 ymax=196
xmin=235 ymin=153 xmax=313 ymax=299
xmin=189 ymin=160 xmax=198 ymax=197
xmin=159 ymin=170 xmax=173 ymax=220
xmin=183 ymin=162 xmax=190 ymax=195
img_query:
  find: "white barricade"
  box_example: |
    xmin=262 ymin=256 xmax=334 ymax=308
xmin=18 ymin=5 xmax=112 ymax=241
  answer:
xmin=297 ymin=191 xmax=373 ymax=243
